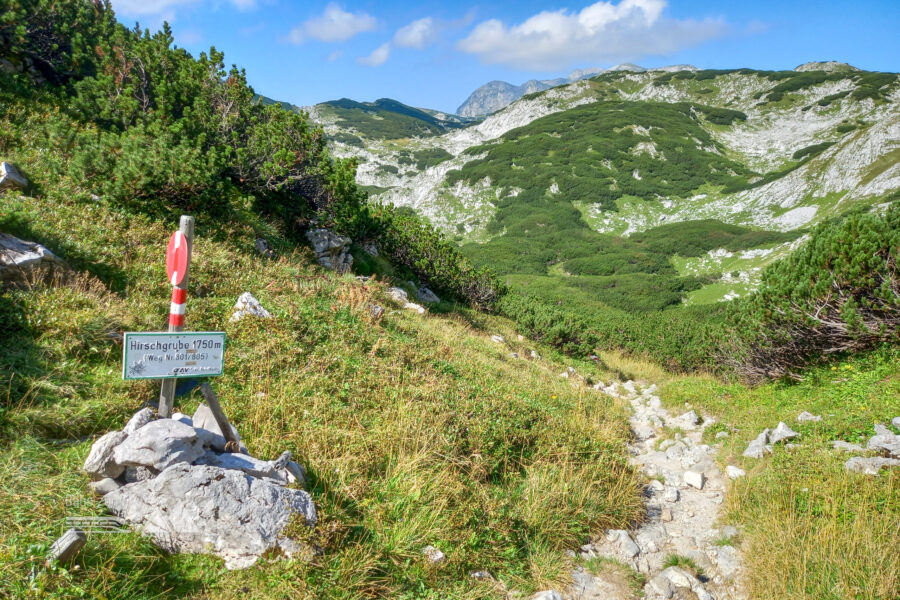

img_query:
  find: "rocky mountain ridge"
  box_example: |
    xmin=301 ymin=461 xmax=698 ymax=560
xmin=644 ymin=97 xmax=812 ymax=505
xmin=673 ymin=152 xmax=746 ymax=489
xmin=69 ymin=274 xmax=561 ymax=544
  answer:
xmin=455 ymin=62 xmax=656 ymax=117
xmin=306 ymin=64 xmax=899 ymax=305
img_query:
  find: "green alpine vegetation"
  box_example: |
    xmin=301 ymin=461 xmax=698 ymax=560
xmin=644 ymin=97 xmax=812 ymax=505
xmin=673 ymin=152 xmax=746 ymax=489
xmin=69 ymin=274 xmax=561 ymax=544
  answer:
xmin=313 ymin=98 xmax=474 ymax=141
xmin=2 ymin=1 xmax=900 ymax=599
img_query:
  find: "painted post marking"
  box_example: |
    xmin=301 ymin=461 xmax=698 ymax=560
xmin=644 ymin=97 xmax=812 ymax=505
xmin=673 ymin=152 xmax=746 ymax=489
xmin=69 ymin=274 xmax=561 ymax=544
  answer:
xmin=159 ymin=215 xmax=194 ymax=417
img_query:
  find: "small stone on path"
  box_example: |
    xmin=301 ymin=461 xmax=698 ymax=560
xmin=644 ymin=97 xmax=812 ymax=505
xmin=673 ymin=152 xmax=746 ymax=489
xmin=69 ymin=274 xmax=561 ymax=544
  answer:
xmin=725 ymin=465 xmax=745 ymax=479
xmin=684 ymin=470 xmax=705 ymax=490
xmin=797 ymin=411 xmax=822 ymax=423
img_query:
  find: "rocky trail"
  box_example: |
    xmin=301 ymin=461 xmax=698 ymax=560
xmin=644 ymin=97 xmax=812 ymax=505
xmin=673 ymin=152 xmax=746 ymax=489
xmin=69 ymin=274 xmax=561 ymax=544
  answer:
xmin=558 ymin=381 xmax=747 ymax=600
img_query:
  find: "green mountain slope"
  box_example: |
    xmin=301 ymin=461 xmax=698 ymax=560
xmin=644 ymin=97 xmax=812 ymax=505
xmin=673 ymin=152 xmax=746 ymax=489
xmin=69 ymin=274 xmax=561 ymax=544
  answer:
xmin=306 ymin=97 xmax=476 ymax=144
xmin=313 ymin=66 xmax=900 ymax=308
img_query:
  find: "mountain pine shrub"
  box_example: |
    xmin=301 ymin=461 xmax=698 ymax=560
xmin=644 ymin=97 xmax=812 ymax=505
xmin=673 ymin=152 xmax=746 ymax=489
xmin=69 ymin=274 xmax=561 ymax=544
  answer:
xmin=729 ymin=202 xmax=900 ymax=380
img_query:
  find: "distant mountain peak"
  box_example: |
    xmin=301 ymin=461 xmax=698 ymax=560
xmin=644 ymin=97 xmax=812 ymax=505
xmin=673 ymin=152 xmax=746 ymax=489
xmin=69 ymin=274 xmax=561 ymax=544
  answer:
xmin=457 ymin=63 xmax=663 ymax=117
xmin=794 ymin=61 xmax=861 ymax=73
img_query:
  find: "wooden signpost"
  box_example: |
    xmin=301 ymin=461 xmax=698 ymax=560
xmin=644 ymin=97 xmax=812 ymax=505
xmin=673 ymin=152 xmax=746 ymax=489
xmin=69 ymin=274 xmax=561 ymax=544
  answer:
xmin=121 ymin=216 xmax=232 ymax=430
xmin=159 ymin=216 xmax=194 ymax=417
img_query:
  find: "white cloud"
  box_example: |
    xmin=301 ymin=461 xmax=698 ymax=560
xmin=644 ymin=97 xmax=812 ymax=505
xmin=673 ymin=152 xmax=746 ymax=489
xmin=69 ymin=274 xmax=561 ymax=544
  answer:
xmin=327 ymin=49 xmax=344 ymax=62
xmin=458 ymin=0 xmax=727 ymax=71
xmin=288 ymin=3 xmax=377 ymax=44
xmin=358 ymin=42 xmax=391 ymax=67
xmin=393 ymin=17 xmax=436 ymax=49
xmin=358 ymin=16 xmax=441 ymax=67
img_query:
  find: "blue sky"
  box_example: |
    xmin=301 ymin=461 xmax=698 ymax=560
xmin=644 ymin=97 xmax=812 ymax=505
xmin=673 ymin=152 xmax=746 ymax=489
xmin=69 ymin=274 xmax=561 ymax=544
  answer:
xmin=110 ymin=0 xmax=900 ymax=114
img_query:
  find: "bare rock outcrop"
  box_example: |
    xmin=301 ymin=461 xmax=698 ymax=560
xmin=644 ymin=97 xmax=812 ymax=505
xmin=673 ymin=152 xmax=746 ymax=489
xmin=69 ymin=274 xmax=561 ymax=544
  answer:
xmin=103 ymin=463 xmax=315 ymax=569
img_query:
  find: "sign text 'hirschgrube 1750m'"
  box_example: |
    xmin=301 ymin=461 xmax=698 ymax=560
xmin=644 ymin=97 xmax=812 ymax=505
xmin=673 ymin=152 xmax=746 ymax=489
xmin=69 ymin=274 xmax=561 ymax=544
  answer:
xmin=123 ymin=332 xmax=226 ymax=380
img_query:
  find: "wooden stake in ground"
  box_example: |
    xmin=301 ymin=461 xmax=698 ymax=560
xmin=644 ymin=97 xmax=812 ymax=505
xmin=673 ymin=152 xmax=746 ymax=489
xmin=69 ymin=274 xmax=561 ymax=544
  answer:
xmin=199 ymin=383 xmax=239 ymax=448
xmin=47 ymin=528 xmax=86 ymax=564
xmin=159 ymin=215 xmax=194 ymax=418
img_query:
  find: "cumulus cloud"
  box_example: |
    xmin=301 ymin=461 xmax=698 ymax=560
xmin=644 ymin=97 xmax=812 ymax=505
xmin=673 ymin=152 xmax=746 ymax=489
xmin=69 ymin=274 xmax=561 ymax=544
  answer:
xmin=358 ymin=42 xmax=391 ymax=67
xmin=358 ymin=16 xmax=442 ymax=67
xmin=288 ymin=3 xmax=377 ymax=44
xmin=458 ymin=0 xmax=727 ymax=71
xmin=393 ymin=17 xmax=437 ymax=49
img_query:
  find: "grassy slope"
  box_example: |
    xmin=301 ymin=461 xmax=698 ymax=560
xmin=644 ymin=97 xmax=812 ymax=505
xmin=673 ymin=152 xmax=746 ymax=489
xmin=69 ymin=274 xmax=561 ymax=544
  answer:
xmin=661 ymin=348 xmax=900 ymax=599
xmin=0 ymin=189 xmax=645 ymax=599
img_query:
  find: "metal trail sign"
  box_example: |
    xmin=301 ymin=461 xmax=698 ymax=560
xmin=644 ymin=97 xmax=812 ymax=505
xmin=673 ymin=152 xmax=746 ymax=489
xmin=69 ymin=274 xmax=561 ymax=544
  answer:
xmin=122 ymin=332 xmax=226 ymax=380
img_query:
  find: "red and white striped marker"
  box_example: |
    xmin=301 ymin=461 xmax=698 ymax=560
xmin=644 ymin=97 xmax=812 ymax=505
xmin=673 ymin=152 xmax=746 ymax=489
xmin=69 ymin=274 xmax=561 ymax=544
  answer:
xmin=169 ymin=287 xmax=187 ymax=327
xmin=166 ymin=231 xmax=189 ymax=287
xmin=165 ymin=230 xmax=190 ymax=328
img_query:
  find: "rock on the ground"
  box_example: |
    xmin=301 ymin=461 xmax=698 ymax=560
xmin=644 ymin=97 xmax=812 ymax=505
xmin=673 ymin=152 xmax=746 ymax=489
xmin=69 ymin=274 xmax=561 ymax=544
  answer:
xmin=192 ymin=403 xmax=242 ymax=449
xmin=831 ymin=440 xmax=865 ymax=452
xmin=123 ymin=466 xmax=156 ymax=483
xmin=404 ymin=302 xmax=426 ymax=314
xmin=194 ymin=451 xmax=287 ymax=485
xmin=254 ymin=237 xmax=275 ymax=258
xmin=422 ymin=545 xmax=446 ymax=565
xmin=124 ymin=408 xmax=155 ymax=434
xmin=606 ymin=529 xmax=640 ymax=558
xmin=386 ymin=287 xmax=408 ymax=303
xmin=725 ymin=465 xmax=746 ymax=479
xmin=491 ymin=334 xmax=505 ymax=343
xmin=84 ymin=431 xmax=128 ymax=480
xmin=102 ymin=463 xmax=316 ymax=569
xmin=715 ymin=431 xmax=730 ymax=439
xmin=113 ymin=419 xmax=205 ymax=472
xmin=89 ymin=477 xmax=122 ymax=495
xmin=171 ymin=412 xmax=192 ymax=426
xmin=0 ymin=233 xmax=67 ymax=287
xmin=684 ymin=470 xmax=705 ymax=489
xmin=531 ymin=592 xmax=562 ymax=600
xmin=769 ymin=421 xmax=800 ymax=444
xmin=416 ymin=287 xmax=440 ymax=303
xmin=868 ymin=423 xmax=900 ymax=457
xmin=797 ymin=411 xmax=822 ymax=423
xmin=743 ymin=429 xmax=771 ymax=458
xmin=647 ymin=566 xmax=713 ymax=600
xmin=844 ymin=457 xmax=900 ymax=475
xmin=893 ymin=417 xmax=900 ymax=431
xmin=663 ymin=486 xmax=679 ymax=502
xmin=305 ymin=228 xmax=353 ymax=272
xmin=670 ymin=410 xmax=700 ymax=430
xmin=230 ymin=292 xmax=272 ymax=322
xmin=0 ymin=161 xmax=28 ymax=191
xmin=716 ymin=545 xmax=740 ymax=579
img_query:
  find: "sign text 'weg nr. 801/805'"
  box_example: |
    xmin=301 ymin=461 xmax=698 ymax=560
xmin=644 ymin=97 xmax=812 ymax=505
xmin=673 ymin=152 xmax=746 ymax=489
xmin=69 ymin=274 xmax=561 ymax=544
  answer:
xmin=123 ymin=332 xmax=226 ymax=380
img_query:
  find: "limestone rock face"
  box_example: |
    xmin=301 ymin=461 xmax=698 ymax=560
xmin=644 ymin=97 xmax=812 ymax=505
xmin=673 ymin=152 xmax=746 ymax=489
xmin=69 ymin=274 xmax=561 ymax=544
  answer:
xmin=0 ymin=233 xmax=67 ymax=287
xmin=193 ymin=451 xmax=288 ymax=485
xmin=113 ymin=420 xmax=205 ymax=472
xmin=0 ymin=161 xmax=28 ymax=191
xmin=305 ymin=228 xmax=353 ymax=272
xmin=84 ymin=431 xmax=128 ymax=480
xmin=102 ymin=463 xmax=316 ymax=569
xmin=123 ymin=408 xmax=155 ymax=434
